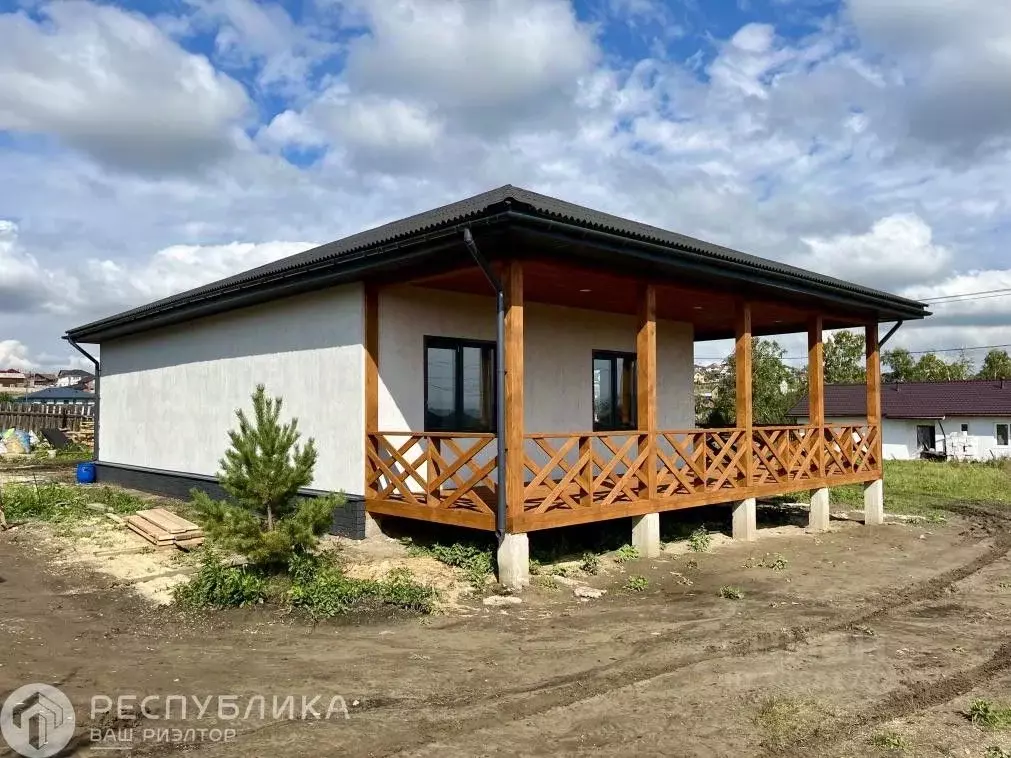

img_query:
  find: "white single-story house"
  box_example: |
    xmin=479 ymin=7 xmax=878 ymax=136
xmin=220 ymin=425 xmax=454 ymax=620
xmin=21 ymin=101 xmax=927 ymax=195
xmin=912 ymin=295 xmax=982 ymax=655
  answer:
xmin=792 ymin=380 xmax=1011 ymax=461
xmin=65 ymin=186 xmax=928 ymax=586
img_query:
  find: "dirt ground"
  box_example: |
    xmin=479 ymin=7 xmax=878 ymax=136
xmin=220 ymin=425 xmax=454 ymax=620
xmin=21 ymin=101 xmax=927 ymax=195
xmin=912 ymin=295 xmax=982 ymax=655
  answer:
xmin=3 ymin=506 xmax=1011 ymax=757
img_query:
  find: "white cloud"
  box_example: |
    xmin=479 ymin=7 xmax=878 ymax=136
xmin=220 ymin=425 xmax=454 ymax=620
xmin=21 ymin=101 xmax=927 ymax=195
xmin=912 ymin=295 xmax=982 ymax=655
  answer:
xmin=799 ymin=214 xmax=950 ymax=288
xmin=0 ymin=217 xmax=313 ymax=322
xmin=0 ymin=0 xmax=250 ymax=173
xmin=847 ymin=0 xmax=1011 ymax=155
xmin=0 ymin=340 xmax=39 ymax=371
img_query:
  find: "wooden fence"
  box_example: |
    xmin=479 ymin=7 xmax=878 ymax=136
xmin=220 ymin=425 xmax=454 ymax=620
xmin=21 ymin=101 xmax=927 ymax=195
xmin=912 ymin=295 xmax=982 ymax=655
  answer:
xmin=0 ymin=402 xmax=95 ymax=433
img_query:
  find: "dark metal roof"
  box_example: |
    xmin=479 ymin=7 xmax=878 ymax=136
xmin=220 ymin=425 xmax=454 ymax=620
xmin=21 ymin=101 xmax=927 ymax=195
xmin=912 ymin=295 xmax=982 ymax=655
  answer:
xmin=17 ymin=386 xmax=95 ymax=401
xmin=791 ymin=380 xmax=1011 ymax=419
xmin=66 ymin=184 xmax=929 ymax=342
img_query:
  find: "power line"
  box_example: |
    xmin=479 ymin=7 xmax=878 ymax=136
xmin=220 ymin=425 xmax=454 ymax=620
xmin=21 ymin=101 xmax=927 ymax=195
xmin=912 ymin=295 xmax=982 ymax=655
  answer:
xmin=922 ymin=287 xmax=1011 ymax=303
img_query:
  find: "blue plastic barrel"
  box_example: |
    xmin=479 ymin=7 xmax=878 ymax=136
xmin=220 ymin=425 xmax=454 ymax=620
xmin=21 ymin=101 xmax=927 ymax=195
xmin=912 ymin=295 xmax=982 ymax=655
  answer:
xmin=76 ymin=462 xmax=96 ymax=484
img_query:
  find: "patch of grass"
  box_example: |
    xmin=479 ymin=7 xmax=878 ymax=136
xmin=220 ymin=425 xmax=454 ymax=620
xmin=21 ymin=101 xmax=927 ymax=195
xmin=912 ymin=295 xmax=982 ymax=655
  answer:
xmin=287 ymin=553 xmax=435 ymax=618
xmin=688 ymin=527 xmax=712 ymax=553
xmin=580 ymin=552 xmax=600 ymax=575
xmin=869 ymin=730 xmax=908 ymax=751
xmin=969 ymin=699 xmax=1011 ymax=730
xmin=719 ymin=585 xmax=744 ymax=600
xmin=986 ymin=746 xmax=1011 ymax=758
xmin=833 ymin=459 xmax=1011 ymax=516
xmin=403 ymin=539 xmax=494 ymax=591
xmin=614 ymin=544 xmax=640 ymax=563
xmin=760 ymin=553 xmax=788 ymax=570
xmin=754 ymin=696 xmax=825 ymax=751
xmin=624 ymin=575 xmax=649 ymax=592
xmin=684 ymin=558 xmax=699 ymax=570
xmin=537 ymin=576 xmax=560 ymax=591
xmin=173 ymin=554 xmax=267 ymax=608
xmin=0 ymin=482 xmax=145 ymax=524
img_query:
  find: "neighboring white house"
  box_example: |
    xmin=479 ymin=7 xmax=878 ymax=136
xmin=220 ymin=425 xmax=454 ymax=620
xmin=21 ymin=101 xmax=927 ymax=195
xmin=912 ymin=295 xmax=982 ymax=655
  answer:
xmin=792 ymin=380 xmax=1011 ymax=461
xmin=56 ymin=369 xmax=94 ymax=387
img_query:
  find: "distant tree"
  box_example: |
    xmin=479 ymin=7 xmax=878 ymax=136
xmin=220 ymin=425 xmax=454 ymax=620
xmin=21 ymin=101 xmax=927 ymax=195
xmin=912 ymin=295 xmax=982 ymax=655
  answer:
xmin=823 ymin=331 xmax=865 ymax=384
xmin=977 ymin=349 xmax=1011 ymax=380
xmin=709 ymin=339 xmax=806 ymax=426
xmin=882 ymin=348 xmax=916 ymax=382
xmin=913 ymin=352 xmax=972 ymax=381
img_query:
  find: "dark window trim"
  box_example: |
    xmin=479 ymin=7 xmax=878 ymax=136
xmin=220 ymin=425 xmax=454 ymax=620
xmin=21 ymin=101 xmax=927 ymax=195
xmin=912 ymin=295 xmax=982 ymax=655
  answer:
xmin=424 ymin=335 xmax=497 ymax=433
xmin=592 ymin=349 xmax=638 ymax=432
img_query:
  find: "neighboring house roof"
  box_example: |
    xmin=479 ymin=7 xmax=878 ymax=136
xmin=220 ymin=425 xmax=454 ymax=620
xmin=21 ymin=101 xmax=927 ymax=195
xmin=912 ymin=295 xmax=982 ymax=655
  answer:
xmin=57 ymin=369 xmax=93 ymax=378
xmin=66 ymin=185 xmax=929 ymax=343
xmin=17 ymin=387 xmax=95 ymax=402
xmin=790 ymin=380 xmax=1011 ymax=419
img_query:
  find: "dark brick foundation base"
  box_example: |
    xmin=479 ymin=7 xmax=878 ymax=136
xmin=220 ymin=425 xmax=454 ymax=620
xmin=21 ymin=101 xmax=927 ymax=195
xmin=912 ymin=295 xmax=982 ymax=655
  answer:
xmin=94 ymin=461 xmax=367 ymax=539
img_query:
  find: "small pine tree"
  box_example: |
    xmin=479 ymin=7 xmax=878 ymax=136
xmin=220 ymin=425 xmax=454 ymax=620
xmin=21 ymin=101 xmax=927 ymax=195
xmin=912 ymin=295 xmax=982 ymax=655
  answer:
xmin=193 ymin=385 xmax=341 ymax=566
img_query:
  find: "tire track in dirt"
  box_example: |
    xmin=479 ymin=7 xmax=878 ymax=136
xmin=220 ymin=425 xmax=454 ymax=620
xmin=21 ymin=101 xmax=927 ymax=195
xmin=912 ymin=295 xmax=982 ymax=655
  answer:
xmin=169 ymin=506 xmax=1011 ymax=757
xmin=357 ymin=510 xmax=1011 ymax=757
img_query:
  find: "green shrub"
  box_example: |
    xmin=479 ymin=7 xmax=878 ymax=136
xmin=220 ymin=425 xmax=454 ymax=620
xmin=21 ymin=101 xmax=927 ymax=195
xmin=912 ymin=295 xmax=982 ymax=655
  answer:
xmin=688 ymin=528 xmax=712 ymax=553
xmin=969 ymin=699 xmax=1011 ymax=730
xmin=288 ymin=554 xmax=435 ymax=618
xmin=404 ymin=540 xmax=493 ymax=590
xmin=719 ymin=585 xmax=744 ymax=600
xmin=580 ymin=552 xmax=601 ymax=574
xmin=174 ymin=554 xmax=267 ymax=608
xmin=624 ymin=575 xmax=649 ymax=592
xmin=614 ymin=544 xmax=639 ymax=563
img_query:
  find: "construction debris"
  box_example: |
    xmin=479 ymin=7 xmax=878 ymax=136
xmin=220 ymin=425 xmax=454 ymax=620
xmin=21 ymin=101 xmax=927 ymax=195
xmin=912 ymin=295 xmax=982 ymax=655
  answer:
xmin=125 ymin=508 xmax=204 ymax=548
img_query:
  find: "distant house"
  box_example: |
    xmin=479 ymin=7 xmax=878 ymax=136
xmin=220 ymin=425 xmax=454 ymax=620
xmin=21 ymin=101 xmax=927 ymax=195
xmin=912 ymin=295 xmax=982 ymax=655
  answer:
xmin=56 ymin=369 xmax=95 ymax=388
xmin=15 ymin=386 xmax=96 ymax=406
xmin=791 ymin=380 xmax=1011 ymax=461
xmin=0 ymin=369 xmax=26 ymax=389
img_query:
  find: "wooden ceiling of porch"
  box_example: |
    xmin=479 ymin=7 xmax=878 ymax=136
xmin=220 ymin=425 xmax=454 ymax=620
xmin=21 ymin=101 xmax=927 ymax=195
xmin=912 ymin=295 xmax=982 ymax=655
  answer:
xmin=405 ymin=260 xmax=872 ymax=341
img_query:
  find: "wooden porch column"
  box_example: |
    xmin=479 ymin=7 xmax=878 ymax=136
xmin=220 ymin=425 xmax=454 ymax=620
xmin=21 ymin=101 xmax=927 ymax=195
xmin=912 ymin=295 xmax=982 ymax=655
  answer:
xmin=632 ymin=282 xmax=660 ymax=558
xmin=503 ymin=260 xmax=525 ymax=533
xmin=864 ymin=322 xmax=884 ymax=525
xmin=808 ymin=315 xmax=830 ymax=531
xmin=637 ymin=283 xmax=657 ymax=500
xmin=734 ymin=301 xmax=753 ymax=486
xmin=364 ymin=283 xmax=379 ymax=499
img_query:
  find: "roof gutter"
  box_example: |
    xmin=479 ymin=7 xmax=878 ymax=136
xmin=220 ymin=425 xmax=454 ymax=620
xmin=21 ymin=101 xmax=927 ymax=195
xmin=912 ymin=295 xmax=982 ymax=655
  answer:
xmin=62 ymin=336 xmax=100 ymax=461
xmin=462 ymin=228 xmax=507 ymax=543
xmin=879 ymin=320 xmax=904 ymax=348
xmin=504 ymin=210 xmax=928 ymax=321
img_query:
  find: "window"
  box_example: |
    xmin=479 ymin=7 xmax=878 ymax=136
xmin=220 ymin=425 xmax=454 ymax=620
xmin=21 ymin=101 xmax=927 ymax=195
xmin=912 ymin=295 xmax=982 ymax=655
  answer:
xmin=592 ymin=351 xmax=637 ymax=431
xmin=997 ymin=424 xmax=1010 ymax=447
xmin=961 ymin=423 xmax=969 ymax=434
xmin=424 ymin=337 xmax=496 ymax=432
xmin=916 ymin=424 xmax=936 ymax=451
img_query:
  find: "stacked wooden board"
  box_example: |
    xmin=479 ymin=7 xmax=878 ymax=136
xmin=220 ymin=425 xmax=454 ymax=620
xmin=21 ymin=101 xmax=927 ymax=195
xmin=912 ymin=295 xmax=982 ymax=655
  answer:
xmin=126 ymin=508 xmax=204 ymax=548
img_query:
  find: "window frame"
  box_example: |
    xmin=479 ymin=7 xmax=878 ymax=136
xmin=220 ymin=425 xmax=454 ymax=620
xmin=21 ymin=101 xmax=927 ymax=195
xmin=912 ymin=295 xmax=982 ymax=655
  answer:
xmin=423 ymin=335 xmax=497 ymax=433
xmin=996 ymin=423 xmax=1010 ymax=447
xmin=591 ymin=349 xmax=638 ymax=432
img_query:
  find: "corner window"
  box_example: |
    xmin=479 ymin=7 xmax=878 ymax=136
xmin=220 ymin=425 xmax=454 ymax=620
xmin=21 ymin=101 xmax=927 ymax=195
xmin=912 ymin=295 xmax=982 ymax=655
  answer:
xmin=592 ymin=351 xmax=637 ymax=431
xmin=997 ymin=424 xmax=1010 ymax=446
xmin=424 ymin=337 xmax=496 ymax=432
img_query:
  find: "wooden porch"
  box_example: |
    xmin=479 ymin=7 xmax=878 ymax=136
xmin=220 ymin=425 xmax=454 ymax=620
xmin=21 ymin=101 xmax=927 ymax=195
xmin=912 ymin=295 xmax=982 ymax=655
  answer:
xmin=363 ymin=258 xmax=885 ymax=534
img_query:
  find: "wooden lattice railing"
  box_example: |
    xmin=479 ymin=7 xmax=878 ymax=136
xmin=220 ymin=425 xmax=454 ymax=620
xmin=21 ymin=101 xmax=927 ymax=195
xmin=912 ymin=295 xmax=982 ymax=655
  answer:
xmin=365 ymin=432 xmax=497 ymax=515
xmin=365 ymin=424 xmax=880 ymax=530
xmin=522 ymin=432 xmax=649 ymax=514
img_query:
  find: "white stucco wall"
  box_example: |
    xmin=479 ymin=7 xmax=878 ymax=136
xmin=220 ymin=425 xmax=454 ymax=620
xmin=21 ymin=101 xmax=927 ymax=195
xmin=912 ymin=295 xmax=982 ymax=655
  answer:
xmin=377 ymin=286 xmax=695 ymax=432
xmin=99 ymin=285 xmax=365 ymax=492
xmin=800 ymin=415 xmax=1011 ymax=460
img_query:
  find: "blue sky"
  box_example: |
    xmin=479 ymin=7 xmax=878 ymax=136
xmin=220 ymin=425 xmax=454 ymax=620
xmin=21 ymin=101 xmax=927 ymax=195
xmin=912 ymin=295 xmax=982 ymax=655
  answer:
xmin=1 ymin=0 xmax=1010 ymax=368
